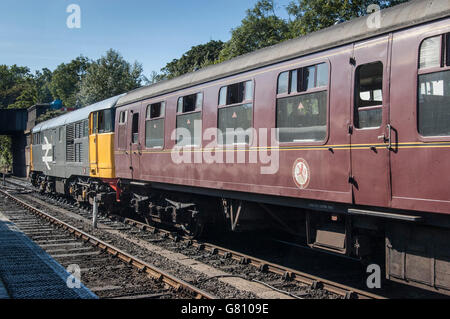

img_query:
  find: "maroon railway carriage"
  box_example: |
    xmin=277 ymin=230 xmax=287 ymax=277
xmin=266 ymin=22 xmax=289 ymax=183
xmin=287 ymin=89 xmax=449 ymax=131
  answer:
xmin=113 ymin=1 xmax=450 ymax=294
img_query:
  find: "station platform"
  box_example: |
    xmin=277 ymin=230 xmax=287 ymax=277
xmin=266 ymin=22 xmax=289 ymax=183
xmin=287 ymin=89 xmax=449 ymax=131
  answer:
xmin=0 ymin=212 xmax=97 ymax=299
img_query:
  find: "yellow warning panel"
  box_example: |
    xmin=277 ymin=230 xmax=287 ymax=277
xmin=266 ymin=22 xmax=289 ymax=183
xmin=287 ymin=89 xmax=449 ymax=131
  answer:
xmin=89 ymin=132 xmax=115 ymax=178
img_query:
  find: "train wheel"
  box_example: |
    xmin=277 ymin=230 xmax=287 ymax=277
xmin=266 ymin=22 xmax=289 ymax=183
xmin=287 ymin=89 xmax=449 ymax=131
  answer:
xmin=180 ymin=209 xmax=205 ymax=239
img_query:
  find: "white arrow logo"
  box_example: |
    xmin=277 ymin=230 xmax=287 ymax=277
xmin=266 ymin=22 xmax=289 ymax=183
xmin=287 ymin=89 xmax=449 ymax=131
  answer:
xmin=42 ymin=136 xmax=52 ymax=170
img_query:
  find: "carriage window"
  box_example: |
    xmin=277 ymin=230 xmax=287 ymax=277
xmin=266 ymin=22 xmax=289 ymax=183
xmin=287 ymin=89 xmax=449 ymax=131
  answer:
xmin=354 ymin=62 xmax=383 ymax=129
xmin=290 ymin=70 xmax=298 ymax=93
xmin=131 ymin=113 xmax=139 ymax=144
xmin=218 ymin=80 xmax=254 ymax=145
xmin=219 ymin=81 xmax=253 ymax=106
xmin=277 ymin=72 xmax=288 ymax=94
xmin=419 ymin=36 xmax=441 ymax=69
xmin=418 ymin=34 xmax=450 ymax=137
xmin=317 ymin=63 xmax=329 ymax=87
xmin=277 ymin=92 xmax=327 ymax=142
xmin=279 ymin=63 xmax=328 ymax=97
xmin=177 ymin=93 xmax=202 ymax=113
xmin=145 ymin=119 xmax=164 ymax=148
xmin=218 ymin=104 xmax=253 ymax=145
xmin=219 ymin=87 xmax=227 ymax=105
xmin=146 ymin=102 xmax=165 ymax=119
xmin=176 ymin=112 xmax=202 ymax=146
xmin=145 ymin=102 xmax=165 ymax=148
xmin=176 ymin=93 xmax=202 ymax=146
xmin=276 ymin=62 xmax=329 ymax=142
xmin=418 ymin=71 xmax=450 ymax=136
xmin=227 ymin=82 xmax=244 ymax=105
xmin=119 ymin=111 xmax=127 ymax=124
xmin=300 ymin=66 xmax=316 ymax=91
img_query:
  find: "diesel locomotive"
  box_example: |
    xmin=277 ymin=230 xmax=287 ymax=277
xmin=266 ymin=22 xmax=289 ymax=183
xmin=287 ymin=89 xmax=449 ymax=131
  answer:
xmin=30 ymin=0 xmax=450 ymax=294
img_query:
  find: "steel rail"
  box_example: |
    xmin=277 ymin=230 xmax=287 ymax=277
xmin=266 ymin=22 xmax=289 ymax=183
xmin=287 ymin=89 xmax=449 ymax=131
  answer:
xmin=3 ymin=178 xmax=383 ymax=299
xmin=0 ymin=188 xmax=215 ymax=300
xmin=122 ymin=217 xmax=384 ymax=299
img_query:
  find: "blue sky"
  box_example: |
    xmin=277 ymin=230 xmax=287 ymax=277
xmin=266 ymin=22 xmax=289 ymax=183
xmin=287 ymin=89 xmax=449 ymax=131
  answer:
xmin=0 ymin=0 xmax=292 ymax=77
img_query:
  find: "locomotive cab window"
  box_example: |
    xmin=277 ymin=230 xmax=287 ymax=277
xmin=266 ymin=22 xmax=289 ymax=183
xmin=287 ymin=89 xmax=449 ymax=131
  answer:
xmin=92 ymin=109 xmax=115 ymax=134
xmin=354 ymin=62 xmax=383 ymax=129
xmin=145 ymin=102 xmax=165 ymax=148
xmin=276 ymin=63 xmax=328 ymax=143
xmin=218 ymin=80 xmax=253 ymax=145
xmin=418 ymin=34 xmax=450 ymax=137
xmin=176 ymin=93 xmax=202 ymax=146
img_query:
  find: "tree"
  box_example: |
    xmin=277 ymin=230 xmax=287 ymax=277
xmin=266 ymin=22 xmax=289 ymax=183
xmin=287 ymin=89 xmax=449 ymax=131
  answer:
xmin=49 ymin=56 xmax=90 ymax=107
xmin=148 ymin=71 xmax=167 ymax=85
xmin=34 ymin=68 xmax=53 ymax=104
xmin=0 ymin=136 xmax=12 ymax=172
xmin=286 ymin=0 xmax=410 ymax=37
xmin=77 ymin=49 xmax=145 ymax=106
xmin=0 ymin=65 xmax=31 ymax=108
xmin=160 ymin=40 xmax=224 ymax=79
xmin=7 ymin=78 xmax=37 ymax=109
xmin=0 ymin=65 xmax=34 ymax=170
xmin=218 ymin=0 xmax=289 ymax=61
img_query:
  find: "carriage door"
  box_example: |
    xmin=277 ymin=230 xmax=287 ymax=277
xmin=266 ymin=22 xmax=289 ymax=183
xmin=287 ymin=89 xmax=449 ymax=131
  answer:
xmin=350 ymin=36 xmax=392 ymax=207
xmin=128 ymin=109 xmax=141 ymax=180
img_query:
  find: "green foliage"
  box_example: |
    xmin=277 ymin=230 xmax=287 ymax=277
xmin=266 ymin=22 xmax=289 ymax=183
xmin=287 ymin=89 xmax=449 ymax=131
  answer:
xmin=77 ymin=49 xmax=145 ymax=106
xmin=286 ymin=0 xmax=410 ymax=37
xmin=49 ymin=56 xmax=90 ymax=107
xmin=148 ymin=71 xmax=167 ymax=85
xmin=0 ymin=65 xmax=53 ymax=110
xmin=218 ymin=0 xmax=289 ymax=62
xmin=139 ymin=0 xmax=411 ymax=82
xmin=0 ymin=65 xmax=31 ymax=109
xmin=0 ymin=136 xmax=12 ymax=172
xmin=34 ymin=68 xmax=53 ymax=104
xmin=160 ymin=40 xmax=224 ymax=79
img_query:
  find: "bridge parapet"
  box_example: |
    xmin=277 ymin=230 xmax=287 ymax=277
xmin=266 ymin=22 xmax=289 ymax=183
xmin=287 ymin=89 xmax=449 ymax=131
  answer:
xmin=0 ymin=109 xmax=27 ymax=134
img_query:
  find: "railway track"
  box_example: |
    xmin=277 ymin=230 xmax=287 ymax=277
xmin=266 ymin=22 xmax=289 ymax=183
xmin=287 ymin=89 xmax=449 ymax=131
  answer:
xmin=0 ymin=186 xmax=215 ymax=299
xmin=2 ymin=176 xmax=385 ymax=299
xmin=118 ymin=218 xmax=383 ymax=299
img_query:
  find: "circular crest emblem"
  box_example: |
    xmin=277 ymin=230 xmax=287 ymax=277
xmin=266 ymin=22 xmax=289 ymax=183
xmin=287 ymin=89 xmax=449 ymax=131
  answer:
xmin=292 ymin=158 xmax=310 ymax=189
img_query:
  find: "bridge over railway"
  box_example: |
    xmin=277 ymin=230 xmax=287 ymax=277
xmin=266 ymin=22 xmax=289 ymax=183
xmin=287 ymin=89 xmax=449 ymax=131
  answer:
xmin=0 ymin=109 xmax=28 ymax=177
